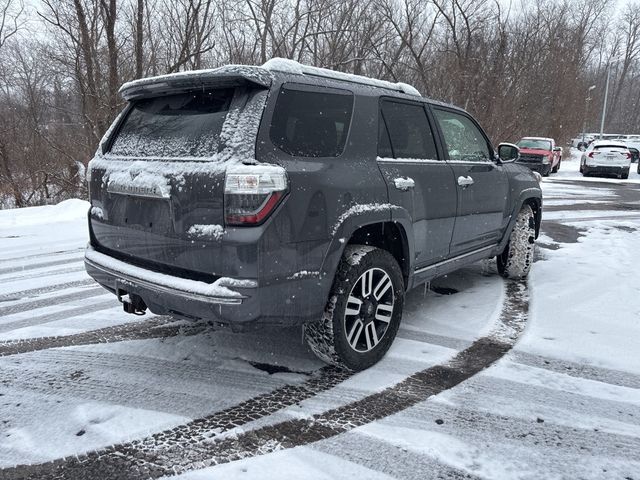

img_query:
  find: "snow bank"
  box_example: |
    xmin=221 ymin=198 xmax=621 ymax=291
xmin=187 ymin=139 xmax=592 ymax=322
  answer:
xmin=0 ymin=199 xmax=89 ymax=228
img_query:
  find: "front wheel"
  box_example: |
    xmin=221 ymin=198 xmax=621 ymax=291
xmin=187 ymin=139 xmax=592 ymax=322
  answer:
xmin=497 ymin=205 xmax=536 ymax=279
xmin=305 ymin=245 xmax=404 ymax=371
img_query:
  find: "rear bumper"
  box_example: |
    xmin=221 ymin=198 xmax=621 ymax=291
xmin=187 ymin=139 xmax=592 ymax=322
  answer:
xmin=84 ymin=246 xmax=327 ymax=329
xmin=583 ymin=165 xmax=628 ymax=175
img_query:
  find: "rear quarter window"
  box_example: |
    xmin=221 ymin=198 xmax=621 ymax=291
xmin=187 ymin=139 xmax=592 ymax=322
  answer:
xmin=379 ymin=100 xmax=437 ymax=159
xmin=109 ymin=88 xmax=233 ymax=158
xmin=269 ymin=86 xmax=354 ymax=157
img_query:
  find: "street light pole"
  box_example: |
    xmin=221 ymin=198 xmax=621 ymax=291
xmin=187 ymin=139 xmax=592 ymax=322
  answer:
xmin=599 ymin=65 xmax=611 ymax=140
xmin=582 ymin=85 xmax=596 ymax=144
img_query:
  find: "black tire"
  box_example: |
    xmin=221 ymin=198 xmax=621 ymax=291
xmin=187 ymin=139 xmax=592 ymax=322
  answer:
xmin=621 ymin=169 xmax=629 ymax=180
xmin=637 ymin=162 xmax=640 ymax=174
xmin=497 ymin=205 xmax=535 ymax=280
xmin=304 ymin=245 xmax=404 ymax=371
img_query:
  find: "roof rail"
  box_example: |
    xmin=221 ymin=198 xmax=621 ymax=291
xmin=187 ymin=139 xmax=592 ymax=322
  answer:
xmin=262 ymin=58 xmax=421 ymax=97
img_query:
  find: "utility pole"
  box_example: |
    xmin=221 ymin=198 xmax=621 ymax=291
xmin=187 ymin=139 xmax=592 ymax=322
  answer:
xmin=599 ymin=65 xmax=611 ymax=140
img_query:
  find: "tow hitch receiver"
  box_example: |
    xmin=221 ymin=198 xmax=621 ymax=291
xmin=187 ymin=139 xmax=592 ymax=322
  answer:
xmin=117 ymin=290 xmax=147 ymax=316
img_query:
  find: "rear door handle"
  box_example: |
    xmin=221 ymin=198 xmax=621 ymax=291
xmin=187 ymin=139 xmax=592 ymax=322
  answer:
xmin=457 ymin=175 xmax=474 ymax=187
xmin=394 ymin=177 xmax=415 ymax=191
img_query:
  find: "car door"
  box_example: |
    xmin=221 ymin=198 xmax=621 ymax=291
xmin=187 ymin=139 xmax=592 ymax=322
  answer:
xmin=376 ymin=98 xmax=457 ymax=269
xmin=431 ymin=107 xmax=509 ymax=256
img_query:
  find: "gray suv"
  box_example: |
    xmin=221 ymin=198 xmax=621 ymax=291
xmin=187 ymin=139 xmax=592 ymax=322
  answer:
xmin=84 ymin=60 xmax=542 ymax=371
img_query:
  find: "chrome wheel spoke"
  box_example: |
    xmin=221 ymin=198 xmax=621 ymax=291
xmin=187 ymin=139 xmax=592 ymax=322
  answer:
xmin=373 ymin=273 xmax=392 ymax=301
xmin=361 ymin=269 xmax=374 ymax=298
xmin=345 ymin=295 xmax=362 ymax=316
xmin=375 ymin=303 xmax=393 ymax=323
xmin=347 ymin=319 xmax=364 ymax=349
xmin=366 ymin=322 xmax=379 ymax=349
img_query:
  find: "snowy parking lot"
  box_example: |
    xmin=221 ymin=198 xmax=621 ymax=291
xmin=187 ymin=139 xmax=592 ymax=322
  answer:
xmin=1 ymin=152 xmax=639 ymax=479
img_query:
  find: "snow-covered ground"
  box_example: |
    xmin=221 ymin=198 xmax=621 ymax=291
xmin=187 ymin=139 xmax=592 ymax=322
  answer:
xmin=1 ymin=165 xmax=639 ymax=478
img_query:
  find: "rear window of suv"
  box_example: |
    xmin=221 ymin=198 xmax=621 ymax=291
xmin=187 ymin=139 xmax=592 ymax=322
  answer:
xmin=109 ymin=88 xmax=233 ymax=158
xmin=270 ymin=86 xmax=354 ymax=157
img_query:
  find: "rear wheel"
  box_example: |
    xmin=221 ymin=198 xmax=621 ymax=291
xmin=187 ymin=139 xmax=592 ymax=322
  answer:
xmin=305 ymin=245 xmax=404 ymax=371
xmin=621 ymin=169 xmax=629 ymax=180
xmin=497 ymin=205 xmax=535 ymax=279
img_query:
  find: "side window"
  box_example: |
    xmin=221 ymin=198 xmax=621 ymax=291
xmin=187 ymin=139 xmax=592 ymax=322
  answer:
xmin=380 ymin=100 xmax=437 ymax=159
xmin=270 ymin=86 xmax=354 ymax=157
xmin=433 ymin=109 xmax=491 ymax=162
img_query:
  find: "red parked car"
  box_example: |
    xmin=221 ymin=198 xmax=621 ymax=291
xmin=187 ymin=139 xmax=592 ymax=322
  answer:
xmin=515 ymin=137 xmax=562 ymax=176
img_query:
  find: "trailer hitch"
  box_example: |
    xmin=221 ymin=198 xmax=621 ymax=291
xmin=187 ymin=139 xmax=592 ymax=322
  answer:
xmin=117 ymin=289 xmax=147 ymax=316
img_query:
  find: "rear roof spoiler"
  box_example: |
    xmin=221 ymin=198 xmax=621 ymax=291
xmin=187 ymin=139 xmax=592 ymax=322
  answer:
xmin=119 ymin=65 xmax=273 ymax=100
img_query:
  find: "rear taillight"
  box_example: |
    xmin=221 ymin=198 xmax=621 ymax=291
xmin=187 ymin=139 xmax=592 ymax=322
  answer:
xmin=588 ymin=152 xmax=596 ymax=158
xmin=625 ymin=152 xmax=632 ymax=159
xmin=224 ymin=165 xmax=288 ymax=226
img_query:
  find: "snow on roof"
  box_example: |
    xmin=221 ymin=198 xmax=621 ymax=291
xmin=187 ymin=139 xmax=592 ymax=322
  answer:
xmin=118 ymin=59 xmax=420 ymax=100
xmin=262 ymin=57 xmax=421 ymax=96
xmin=591 ymin=139 xmax=627 ymax=147
xmin=119 ymin=65 xmax=274 ymax=98
xmin=520 ymin=137 xmax=553 ymax=141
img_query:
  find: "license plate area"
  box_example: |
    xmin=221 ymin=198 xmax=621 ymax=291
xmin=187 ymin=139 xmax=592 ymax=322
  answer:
xmin=109 ymin=195 xmax=173 ymax=234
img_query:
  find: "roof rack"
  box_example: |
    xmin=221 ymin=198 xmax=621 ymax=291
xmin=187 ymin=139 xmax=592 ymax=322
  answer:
xmin=262 ymin=58 xmax=421 ymax=97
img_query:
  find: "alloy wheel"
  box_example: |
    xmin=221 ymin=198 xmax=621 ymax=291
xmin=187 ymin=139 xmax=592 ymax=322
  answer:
xmin=343 ymin=267 xmax=395 ymax=353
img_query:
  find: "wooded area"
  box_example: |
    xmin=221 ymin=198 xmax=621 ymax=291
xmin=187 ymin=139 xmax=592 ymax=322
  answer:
xmin=0 ymin=0 xmax=639 ymax=207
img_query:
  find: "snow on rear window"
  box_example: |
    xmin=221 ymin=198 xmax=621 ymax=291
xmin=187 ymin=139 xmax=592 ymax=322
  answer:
xmin=109 ymin=88 xmax=233 ymax=159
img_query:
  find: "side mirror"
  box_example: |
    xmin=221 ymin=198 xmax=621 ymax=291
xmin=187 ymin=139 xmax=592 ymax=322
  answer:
xmin=553 ymin=146 xmax=562 ymax=152
xmin=498 ymin=143 xmax=520 ymax=162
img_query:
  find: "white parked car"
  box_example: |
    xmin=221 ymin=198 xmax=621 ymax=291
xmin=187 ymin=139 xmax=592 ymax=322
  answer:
xmin=580 ymin=140 xmax=632 ymax=179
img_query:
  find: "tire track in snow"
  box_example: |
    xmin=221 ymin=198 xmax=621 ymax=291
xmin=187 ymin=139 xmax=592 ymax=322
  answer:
xmin=0 ymin=246 xmax=84 ymax=263
xmin=374 ymin=388 xmax=640 ymax=477
xmin=0 ymin=299 xmax=117 ymax=334
xmin=0 ymin=278 xmax=95 ymax=303
xmin=510 ymin=350 xmax=640 ymax=390
xmin=0 ymin=317 xmax=191 ymax=357
xmin=0 ymin=287 xmax=105 ymax=317
xmin=1 ymin=280 xmax=529 ymax=479
xmin=0 ymin=255 xmax=84 ymax=276
xmin=313 ymin=430 xmax=487 ymax=480
xmin=0 ymin=265 xmax=86 ymax=285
